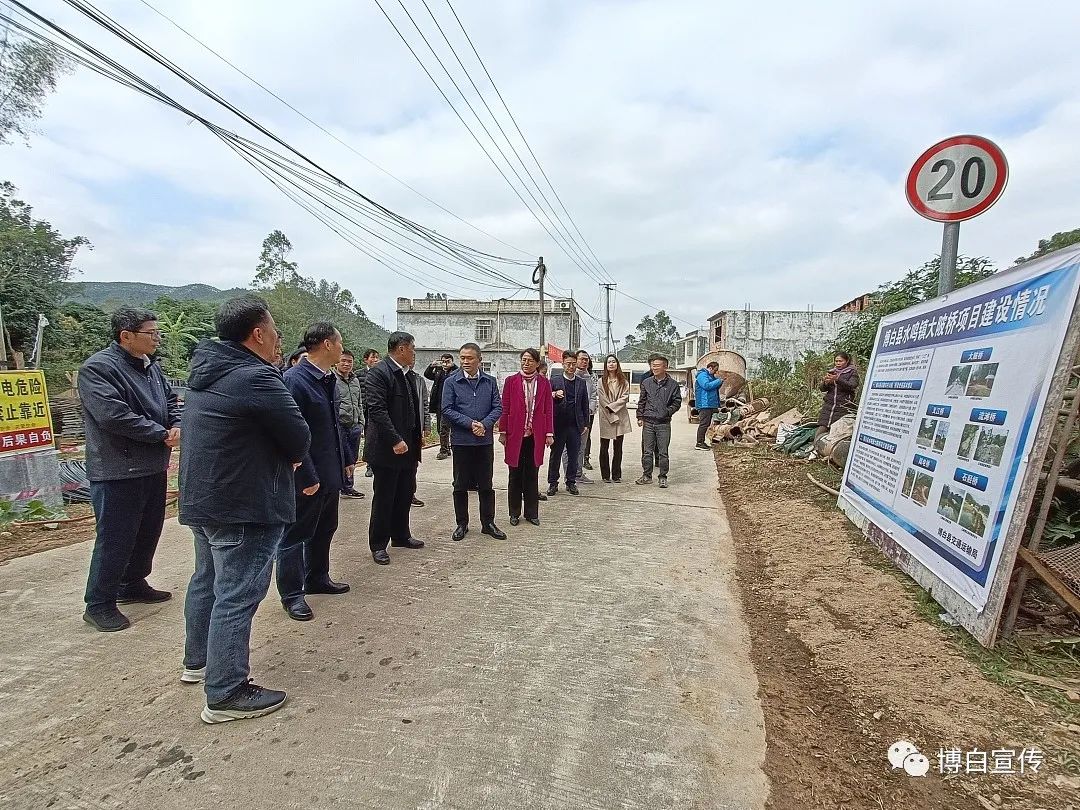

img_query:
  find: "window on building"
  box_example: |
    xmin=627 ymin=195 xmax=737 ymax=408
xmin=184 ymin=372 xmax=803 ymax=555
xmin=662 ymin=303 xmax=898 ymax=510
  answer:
xmin=481 ymin=361 xmax=493 ymax=374
xmin=475 ymin=319 xmax=493 ymax=342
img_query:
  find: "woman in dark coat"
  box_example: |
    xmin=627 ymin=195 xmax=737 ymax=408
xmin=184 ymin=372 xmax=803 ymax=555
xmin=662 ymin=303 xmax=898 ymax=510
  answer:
xmin=817 ymin=352 xmax=859 ymax=437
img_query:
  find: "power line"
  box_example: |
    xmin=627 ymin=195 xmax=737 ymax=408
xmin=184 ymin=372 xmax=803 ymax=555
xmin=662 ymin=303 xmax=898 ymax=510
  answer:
xmin=132 ymin=0 xmax=531 ymax=260
xmin=371 ymin=0 xmax=609 ymax=288
xmin=4 ymin=1 xmax=530 ymax=298
xmin=441 ymin=0 xmax=612 ymax=283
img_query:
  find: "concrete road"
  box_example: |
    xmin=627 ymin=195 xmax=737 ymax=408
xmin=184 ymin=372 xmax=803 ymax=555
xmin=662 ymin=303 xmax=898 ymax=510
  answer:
xmin=0 ymin=418 xmax=766 ymax=809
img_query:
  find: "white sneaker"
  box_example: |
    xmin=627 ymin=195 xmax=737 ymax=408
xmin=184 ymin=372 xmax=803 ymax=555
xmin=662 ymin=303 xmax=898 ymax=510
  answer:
xmin=180 ymin=666 xmax=206 ymax=684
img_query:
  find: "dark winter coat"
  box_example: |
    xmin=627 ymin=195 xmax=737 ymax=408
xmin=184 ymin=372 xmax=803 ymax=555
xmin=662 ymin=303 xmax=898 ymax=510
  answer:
xmin=363 ymin=357 xmax=425 ymax=468
xmin=550 ymin=373 xmax=590 ymax=432
xmin=78 ymin=342 xmax=180 ymax=482
xmin=285 ymin=359 xmax=351 ymax=493
xmin=424 ymin=362 xmax=458 ymax=412
xmin=636 ymin=374 xmax=682 ymax=424
xmin=178 ymin=340 xmax=311 ymax=526
xmin=818 ymin=365 xmax=859 ymax=427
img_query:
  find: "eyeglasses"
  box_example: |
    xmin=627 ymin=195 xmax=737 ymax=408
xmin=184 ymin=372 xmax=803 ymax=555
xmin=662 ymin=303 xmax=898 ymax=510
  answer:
xmin=131 ymin=330 xmax=162 ymax=338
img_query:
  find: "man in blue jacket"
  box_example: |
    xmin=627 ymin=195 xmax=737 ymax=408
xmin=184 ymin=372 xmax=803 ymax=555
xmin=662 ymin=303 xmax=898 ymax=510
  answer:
xmin=547 ymin=350 xmax=590 ymax=496
xmin=277 ymin=322 xmax=352 ymax=621
xmin=694 ymin=361 xmax=724 ymax=449
xmin=180 ymin=295 xmax=311 ymax=723
xmin=442 ymin=343 xmax=504 ymax=541
xmin=79 ymin=307 xmax=181 ymax=632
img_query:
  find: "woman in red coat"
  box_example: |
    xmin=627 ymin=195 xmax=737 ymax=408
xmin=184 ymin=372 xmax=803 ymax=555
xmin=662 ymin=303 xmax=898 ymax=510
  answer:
xmin=499 ymin=348 xmax=554 ymax=526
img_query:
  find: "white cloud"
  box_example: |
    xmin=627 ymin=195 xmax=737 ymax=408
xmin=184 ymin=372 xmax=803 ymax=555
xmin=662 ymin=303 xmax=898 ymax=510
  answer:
xmin=4 ymin=0 xmax=1080 ymax=349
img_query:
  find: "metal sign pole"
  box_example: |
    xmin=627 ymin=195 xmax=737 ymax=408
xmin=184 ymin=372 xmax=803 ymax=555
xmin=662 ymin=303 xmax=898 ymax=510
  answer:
xmin=939 ymin=222 xmax=960 ymax=296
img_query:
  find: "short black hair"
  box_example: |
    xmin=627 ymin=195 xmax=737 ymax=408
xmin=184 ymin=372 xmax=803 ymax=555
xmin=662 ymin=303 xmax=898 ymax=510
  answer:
xmin=363 ymin=348 xmax=380 ymax=360
xmin=388 ymin=332 xmax=414 ymax=353
xmin=576 ymin=349 xmax=590 ymax=357
xmin=647 ymin=353 xmax=669 ymax=365
xmin=215 ymin=295 xmax=270 ymax=343
xmin=301 ymin=322 xmax=339 ymax=351
xmin=707 ymin=361 xmax=720 ymax=371
xmin=287 ymin=347 xmax=306 ymax=366
xmin=459 ymin=342 xmax=482 ymax=357
xmin=111 ymin=307 xmax=157 ymax=342
xmin=520 ymin=348 xmax=541 ymax=363
xmin=441 ymin=353 xmax=454 ymax=361
xmin=341 ymin=350 xmax=354 ymax=358
xmin=836 ymin=352 xmax=852 ymax=363
xmin=562 ymin=350 xmax=576 ymax=361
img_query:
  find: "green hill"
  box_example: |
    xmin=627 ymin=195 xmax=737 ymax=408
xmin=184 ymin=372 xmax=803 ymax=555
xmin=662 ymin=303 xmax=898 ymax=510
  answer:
xmin=62 ymin=281 xmax=247 ymax=311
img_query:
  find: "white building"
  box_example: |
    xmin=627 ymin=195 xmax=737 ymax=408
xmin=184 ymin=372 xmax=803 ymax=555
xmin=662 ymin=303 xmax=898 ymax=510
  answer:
xmin=706 ymin=308 xmax=858 ymax=374
xmin=675 ymin=329 xmax=710 ymax=371
xmin=396 ymin=297 xmax=582 ymax=379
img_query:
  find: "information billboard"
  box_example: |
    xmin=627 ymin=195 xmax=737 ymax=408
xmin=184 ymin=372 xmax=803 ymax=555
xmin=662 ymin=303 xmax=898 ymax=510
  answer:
xmin=839 ymin=245 xmax=1080 ymax=643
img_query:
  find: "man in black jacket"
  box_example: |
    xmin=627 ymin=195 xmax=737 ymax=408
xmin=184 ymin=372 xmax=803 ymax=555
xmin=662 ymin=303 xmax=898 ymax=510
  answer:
xmin=78 ymin=307 xmax=181 ymax=633
xmin=424 ymin=353 xmax=456 ymax=459
xmin=635 ymin=354 xmax=682 ymax=488
xmin=365 ymin=332 xmax=426 ymax=565
xmin=547 ymin=350 xmax=590 ymax=496
xmin=276 ymin=322 xmax=352 ymax=621
xmin=180 ymin=295 xmax=311 ymax=724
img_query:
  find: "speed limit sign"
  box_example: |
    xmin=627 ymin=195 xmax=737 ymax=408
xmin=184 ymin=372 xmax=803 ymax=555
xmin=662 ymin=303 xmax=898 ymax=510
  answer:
xmin=906 ymin=135 xmax=1008 ymax=222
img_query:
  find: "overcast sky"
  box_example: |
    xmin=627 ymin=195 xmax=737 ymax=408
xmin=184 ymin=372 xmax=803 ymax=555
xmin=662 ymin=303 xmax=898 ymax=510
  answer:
xmin=5 ymin=0 xmax=1080 ymax=351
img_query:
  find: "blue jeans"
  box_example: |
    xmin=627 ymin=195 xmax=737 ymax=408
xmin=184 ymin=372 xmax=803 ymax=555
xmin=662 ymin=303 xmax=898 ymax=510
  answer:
xmin=183 ymin=523 xmax=285 ymax=704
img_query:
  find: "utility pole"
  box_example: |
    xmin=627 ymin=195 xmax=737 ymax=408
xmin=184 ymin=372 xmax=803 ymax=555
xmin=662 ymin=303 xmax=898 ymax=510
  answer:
xmin=533 ymin=257 xmax=546 ymax=352
xmin=601 ymin=283 xmax=616 ymax=355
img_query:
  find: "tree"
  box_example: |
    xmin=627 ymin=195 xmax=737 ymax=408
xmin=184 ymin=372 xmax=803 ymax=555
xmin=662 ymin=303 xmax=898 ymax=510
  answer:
xmin=620 ymin=310 xmax=680 ymax=362
xmin=1014 ymin=227 xmax=1080 ymax=265
xmin=834 ymin=255 xmax=996 ymax=359
xmin=253 ymin=229 xmax=301 ymax=289
xmin=151 ymin=296 xmax=215 ymax=377
xmin=41 ymin=301 xmax=111 ymax=391
xmin=754 ymin=354 xmax=793 ymax=382
xmin=0 ymin=37 xmax=70 ymax=145
xmin=0 ymin=182 xmax=90 ymax=357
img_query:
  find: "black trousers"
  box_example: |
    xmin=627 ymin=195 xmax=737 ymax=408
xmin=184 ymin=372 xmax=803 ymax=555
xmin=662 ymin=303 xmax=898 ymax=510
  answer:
xmin=453 ymin=444 xmax=495 ymax=526
xmin=436 ymin=413 xmax=452 ymax=453
xmin=548 ymin=424 xmax=581 ymax=486
xmin=368 ymin=463 xmax=417 ymax=551
xmin=84 ymin=472 xmax=167 ymax=611
xmin=599 ymin=435 xmax=624 ymax=481
xmin=696 ymin=408 xmax=716 ymax=445
xmin=277 ymin=486 xmax=340 ymax=604
xmin=507 ymin=436 xmax=540 ymax=520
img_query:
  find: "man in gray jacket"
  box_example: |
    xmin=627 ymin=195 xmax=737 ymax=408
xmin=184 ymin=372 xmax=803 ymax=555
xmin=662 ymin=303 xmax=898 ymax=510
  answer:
xmin=78 ymin=307 xmax=181 ymax=632
xmin=635 ymin=353 xmax=682 ymax=488
xmin=334 ymin=350 xmax=365 ymax=499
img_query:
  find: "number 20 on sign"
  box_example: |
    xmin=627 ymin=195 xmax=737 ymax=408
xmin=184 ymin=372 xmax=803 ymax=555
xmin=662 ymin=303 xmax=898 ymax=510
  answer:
xmin=906 ymin=135 xmax=1009 ymax=223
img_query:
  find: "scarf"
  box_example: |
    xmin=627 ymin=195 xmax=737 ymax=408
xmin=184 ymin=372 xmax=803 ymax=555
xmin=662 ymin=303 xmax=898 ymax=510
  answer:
xmin=521 ymin=371 xmax=537 ymax=436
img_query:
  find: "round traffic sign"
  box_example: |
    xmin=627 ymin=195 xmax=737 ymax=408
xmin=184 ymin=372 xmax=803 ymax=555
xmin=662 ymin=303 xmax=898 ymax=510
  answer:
xmin=905 ymin=135 xmax=1008 ymax=222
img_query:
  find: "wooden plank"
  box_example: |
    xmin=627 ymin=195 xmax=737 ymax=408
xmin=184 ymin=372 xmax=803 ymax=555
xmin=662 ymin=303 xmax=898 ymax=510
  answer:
xmin=1016 ymin=545 xmax=1080 ymax=616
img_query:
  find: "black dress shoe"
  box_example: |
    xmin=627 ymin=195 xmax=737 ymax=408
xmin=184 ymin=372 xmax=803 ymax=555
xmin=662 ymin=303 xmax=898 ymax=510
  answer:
xmin=452 ymin=524 xmax=468 ymax=541
xmin=372 ymin=550 xmax=391 ymax=565
xmin=509 ymin=516 xmax=520 ymax=526
xmin=546 ymin=485 xmax=558 ymax=496
xmin=340 ymin=488 xmax=366 ymax=499
xmin=481 ymin=523 xmax=507 ymax=540
xmin=537 ymin=492 xmax=548 ymax=501
xmin=305 ymin=579 xmax=350 ymax=595
xmin=527 ymin=517 xmax=540 ymax=526
xmin=566 ymin=484 xmax=580 ymax=495
xmin=284 ymin=600 xmax=314 ymax=621
xmin=391 ymin=537 xmax=425 ymax=549
xmin=411 ymin=496 xmax=425 ymax=507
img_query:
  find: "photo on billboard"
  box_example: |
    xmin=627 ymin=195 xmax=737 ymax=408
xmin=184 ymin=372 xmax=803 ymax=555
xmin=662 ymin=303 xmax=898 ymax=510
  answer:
xmin=965 ymin=362 xmax=999 ymax=398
